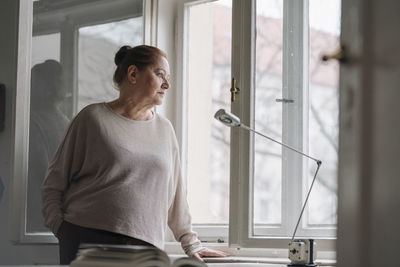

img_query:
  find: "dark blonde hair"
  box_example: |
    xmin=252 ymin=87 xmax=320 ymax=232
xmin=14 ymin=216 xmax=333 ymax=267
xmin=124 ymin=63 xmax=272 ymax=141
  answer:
xmin=113 ymin=45 xmax=167 ymax=86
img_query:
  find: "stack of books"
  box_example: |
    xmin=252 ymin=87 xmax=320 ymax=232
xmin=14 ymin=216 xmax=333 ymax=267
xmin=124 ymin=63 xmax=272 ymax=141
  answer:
xmin=70 ymin=244 xmax=207 ymax=267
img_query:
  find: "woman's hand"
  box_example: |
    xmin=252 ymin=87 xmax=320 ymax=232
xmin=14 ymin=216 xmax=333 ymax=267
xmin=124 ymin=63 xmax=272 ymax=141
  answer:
xmin=192 ymin=247 xmax=230 ymax=262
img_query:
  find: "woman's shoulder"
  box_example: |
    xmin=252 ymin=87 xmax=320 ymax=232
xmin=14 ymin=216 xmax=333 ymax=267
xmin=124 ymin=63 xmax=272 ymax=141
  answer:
xmin=79 ymin=102 xmax=104 ymax=113
xmin=155 ymin=112 xmax=174 ymax=131
xmin=74 ymin=102 xmax=105 ymax=120
xmin=65 ymin=103 xmax=106 ymax=132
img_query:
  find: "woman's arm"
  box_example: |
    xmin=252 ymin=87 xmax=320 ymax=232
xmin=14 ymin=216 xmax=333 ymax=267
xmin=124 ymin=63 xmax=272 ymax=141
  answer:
xmin=167 ymin=148 xmax=203 ymax=256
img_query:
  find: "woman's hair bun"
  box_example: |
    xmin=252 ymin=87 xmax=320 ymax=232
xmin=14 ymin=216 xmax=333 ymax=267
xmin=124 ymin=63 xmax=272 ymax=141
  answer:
xmin=114 ymin=45 xmax=132 ymax=66
xmin=113 ymin=45 xmax=167 ymax=86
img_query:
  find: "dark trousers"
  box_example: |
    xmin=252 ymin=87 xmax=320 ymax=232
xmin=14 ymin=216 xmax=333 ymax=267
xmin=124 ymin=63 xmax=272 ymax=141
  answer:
xmin=57 ymin=220 xmax=154 ymax=265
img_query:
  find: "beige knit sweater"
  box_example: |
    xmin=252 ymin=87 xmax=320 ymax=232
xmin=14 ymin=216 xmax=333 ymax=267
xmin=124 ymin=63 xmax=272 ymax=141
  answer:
xmin=41 ymin=103 xmax=203 ymax=255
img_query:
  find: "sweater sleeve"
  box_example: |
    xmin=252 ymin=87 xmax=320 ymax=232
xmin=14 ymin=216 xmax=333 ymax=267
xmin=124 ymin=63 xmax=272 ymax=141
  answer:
xmin=41 ymin=113 xmax=86 ymax=235
xmin=167 ymin=147 xmax=204 ymax=256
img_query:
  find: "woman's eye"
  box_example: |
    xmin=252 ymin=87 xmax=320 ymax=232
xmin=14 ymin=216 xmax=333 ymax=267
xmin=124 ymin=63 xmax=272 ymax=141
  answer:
xmin=156 ymin=73 xmax=163 ymax=78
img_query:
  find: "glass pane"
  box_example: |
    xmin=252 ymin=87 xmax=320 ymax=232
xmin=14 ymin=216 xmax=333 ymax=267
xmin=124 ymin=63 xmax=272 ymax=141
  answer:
xmin=31 ymin=33 xmax=60 ymax=66
xmin=27 ymin=33 xmax=64 ymax=233
xmin=186 ymin=0 xmax=232 ymax=224
xmin=27 ymin=0 xmax=142 ymax=233
xmin=307 ymin=0 xmax=341 ymax=226
xmin=78 ymin=18 xmax=142 ymax=111
xmin=253 ymin=0 xmax=284 ymax=234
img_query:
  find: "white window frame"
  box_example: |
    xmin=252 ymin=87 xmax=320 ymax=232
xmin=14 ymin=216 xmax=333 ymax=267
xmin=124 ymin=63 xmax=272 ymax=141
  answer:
xmin=10 ymin=0 xmax=145 ymax=244
xmin=177 ymin=0 xmax=336 ymax=250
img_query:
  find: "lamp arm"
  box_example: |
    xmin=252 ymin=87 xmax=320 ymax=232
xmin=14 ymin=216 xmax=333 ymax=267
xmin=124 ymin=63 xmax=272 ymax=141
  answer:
xmin=238 ymin=123 xmax=322 ymax=241
xmin=240 ymin=124 xmax=321 ymax=165
xmin=290 ymin=161 xmax=321 ymax=241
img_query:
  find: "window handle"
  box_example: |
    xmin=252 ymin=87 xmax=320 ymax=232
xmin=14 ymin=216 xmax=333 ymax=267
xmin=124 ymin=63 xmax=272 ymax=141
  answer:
xmin=276 ymin=98 xmax=294 ymax=103
xmin=230 ymin=78 xmax=240 ymax=103
xmin=322 ymin=44 xmax=347 ymax=63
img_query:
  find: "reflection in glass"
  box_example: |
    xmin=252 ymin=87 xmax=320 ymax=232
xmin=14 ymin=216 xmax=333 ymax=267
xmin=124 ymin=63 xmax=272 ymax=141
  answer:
xmin=31 ymin=33 xmax=60 ymax=66
xmin=27 ymin=0 xmax=143 ymax=233
xmin=27 ymin=59 xmax=70 ymax=232
xmin=78 ymin=18 xmax=142 ymax=111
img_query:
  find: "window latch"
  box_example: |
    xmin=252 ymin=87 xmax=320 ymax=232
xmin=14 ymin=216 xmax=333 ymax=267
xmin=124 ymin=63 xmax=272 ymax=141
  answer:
xmin=276 ymin=98 xmax=294 ymax=103
xmin=230 ymin=78 xmax=240 ymax=103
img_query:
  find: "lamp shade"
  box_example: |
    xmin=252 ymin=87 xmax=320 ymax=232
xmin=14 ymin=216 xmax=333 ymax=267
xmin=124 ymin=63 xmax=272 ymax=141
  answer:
xmin=214 ymin=109 xmax=241 ymax=127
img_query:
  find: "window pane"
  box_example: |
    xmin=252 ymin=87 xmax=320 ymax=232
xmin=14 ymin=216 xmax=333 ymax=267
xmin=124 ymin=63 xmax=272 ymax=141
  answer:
xmin=32 ymin=33 xmax=60 ymax=66
xmin=78 ymin=18 xmax=143 ymax=111
xmin=253 ymin=0 xmax=283 ymax=233
xmin=186 ymin=0 xmax=232 ymax=224
xmin=307 ymin=0 xmax=341 ymax=226
xmin=27 ymin=33 xmax=64 ymax=233
xmin=27 ymin=0 xmax=142 ymax=234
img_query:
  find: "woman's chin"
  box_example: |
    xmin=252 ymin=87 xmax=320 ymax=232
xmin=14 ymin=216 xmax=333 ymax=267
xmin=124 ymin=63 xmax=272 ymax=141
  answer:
xmin=154 ymin=100 xmax=163 ymax=106
xmin=155 ymin=97 xmax=164 ymax=105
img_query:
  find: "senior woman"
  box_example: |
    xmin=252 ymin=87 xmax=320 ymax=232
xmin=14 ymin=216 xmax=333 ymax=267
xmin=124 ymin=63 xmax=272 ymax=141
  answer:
xmin=41 ymin=45 xmax=228 ymax=265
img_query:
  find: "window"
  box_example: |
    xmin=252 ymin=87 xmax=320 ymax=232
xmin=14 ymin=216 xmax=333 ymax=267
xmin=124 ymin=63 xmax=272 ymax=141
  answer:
xmin=180 ymin=0 xmax=340 ymax=248
xmin=184 ymin=0 xmax=232 ymax=241
xmin=12 ymin=0 xmax=143 ymax=243
xmin=78 ymin=18 xmax=142 ymax=111
xmin=27 ymin=32 xmax=62 ymax=233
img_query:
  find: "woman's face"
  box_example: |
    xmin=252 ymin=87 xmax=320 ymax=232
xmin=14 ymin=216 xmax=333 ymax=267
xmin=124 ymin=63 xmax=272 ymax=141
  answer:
xmin=134 ymin=56 xmax=170 ymax=106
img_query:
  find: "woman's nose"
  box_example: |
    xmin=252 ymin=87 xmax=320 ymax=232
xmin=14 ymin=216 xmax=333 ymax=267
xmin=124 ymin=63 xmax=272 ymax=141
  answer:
xmin=162 ymin=79 xmax=169 ymax=89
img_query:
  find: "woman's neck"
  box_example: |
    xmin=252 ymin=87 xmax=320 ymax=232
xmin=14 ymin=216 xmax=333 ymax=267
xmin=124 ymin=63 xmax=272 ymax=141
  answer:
xmin=107 ymin=97 xmax=154 ymax=121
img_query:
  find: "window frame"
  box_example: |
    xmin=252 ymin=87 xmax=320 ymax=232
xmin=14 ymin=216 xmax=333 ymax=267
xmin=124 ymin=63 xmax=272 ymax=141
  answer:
xmin=231 ymin=0 xmax=337 ymax=248
xmin=10 ymin=0 xmax=145 ymax=244
xmin=177 ymin=0 xmax=337 ymax=250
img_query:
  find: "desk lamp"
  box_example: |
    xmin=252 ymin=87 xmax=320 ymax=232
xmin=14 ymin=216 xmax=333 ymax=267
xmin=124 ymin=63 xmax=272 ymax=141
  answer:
xmin=214 ymin=109 xmax=322 ymax=267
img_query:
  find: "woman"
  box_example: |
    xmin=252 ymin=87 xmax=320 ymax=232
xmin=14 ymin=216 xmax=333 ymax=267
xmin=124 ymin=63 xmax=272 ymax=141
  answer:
xmin=41 ymin=45 xmax=228 ymax=264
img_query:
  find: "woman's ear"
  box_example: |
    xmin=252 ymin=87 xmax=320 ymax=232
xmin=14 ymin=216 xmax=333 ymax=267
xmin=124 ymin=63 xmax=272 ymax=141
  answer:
xmin=127 ymin=65 xmax=138 ymax=84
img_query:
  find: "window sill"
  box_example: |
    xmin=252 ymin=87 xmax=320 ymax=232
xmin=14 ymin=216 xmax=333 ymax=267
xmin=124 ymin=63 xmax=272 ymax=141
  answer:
xmin=165 ymin=242 xmax=336 ymax=266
